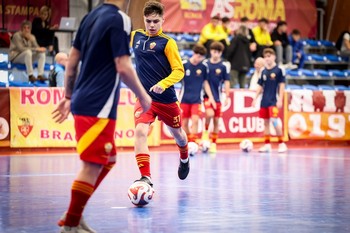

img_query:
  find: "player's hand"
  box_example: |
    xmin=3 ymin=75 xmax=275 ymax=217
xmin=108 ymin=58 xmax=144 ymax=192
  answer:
xmin=52 ymin=98 xmax=71 ymax=123
xmin=277 ymin=98 xmax=283 ymax=108
xmin=149 ymin=84 xmax=165 ymax=94
xmin=208 ymin=97 xmax=217 ymax=110
xmin=224 ymin=97 xmax=229 ymax=107
xmin=251 ymin=98 xmax=257 ymax=107
xmin=139 ymin=94 xmax=152 ymax=113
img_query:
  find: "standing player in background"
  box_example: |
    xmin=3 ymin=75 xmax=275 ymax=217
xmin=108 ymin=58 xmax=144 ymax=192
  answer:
xmin=131 ymin=1 xmax=189 ymax=187
xmin=52 ymin=1 xmax=151 ymax=232
xmin=252 ymin=48 xmax=287 ymax=153
xmin=202 ymin=41 xmax=230 ymax=153
xmin=180 ymin=44 xmax=215 ymax=145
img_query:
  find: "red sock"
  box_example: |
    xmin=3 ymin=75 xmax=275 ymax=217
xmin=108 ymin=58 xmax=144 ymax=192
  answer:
xmin=64 ymin=181 xmax=94 ymax=227
xmin=264 ymin=135 xmax=270 ymax=144
xmin=187 ymin=133 xmax=195 ymax=142
xmin=205 ymin=124 xmax=209 ymax=131
xmin=177 ymin=143 xmax=188 ymax=160
xmin=278 ymin=136 xmax=284 ymax=143
xmin=136 ymin=154 xmax=151 ymax=177
xmin=210 ymin=133 xmax=218 ymax=143
xmin=94 ymin=163 xmax=115 ymax=189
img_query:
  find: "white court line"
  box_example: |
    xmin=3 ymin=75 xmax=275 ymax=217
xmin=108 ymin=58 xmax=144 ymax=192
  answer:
xmin=0 ymin=173 xmax=75 ymax=178
xmin=111 ymin=206 xmax=128 ymax=209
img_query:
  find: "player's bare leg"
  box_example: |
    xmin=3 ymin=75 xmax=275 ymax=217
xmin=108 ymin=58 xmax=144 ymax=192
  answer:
xmin=209 ymin=117 xmax=220 ymax=153
xmin=259 ymin=119 xmax=272 ymax=152
xmin=272 ymin=117 xmax=288 ymax=153
xmin=168 ymin=126 xmax=190 ymax=180
xmin=134 ymin=123 xmax=153 ymax=186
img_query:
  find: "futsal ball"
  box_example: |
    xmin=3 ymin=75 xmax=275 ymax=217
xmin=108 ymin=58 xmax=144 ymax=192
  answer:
xmin=200 ymin=140 xmax=211 ymax=153
xmin=239 ymin=139 xmax=253 ymax=152
xmin=128 ymin=181 xmax=154 ymax=207
xmin=188 ymin=142 xmax=199 ymax=156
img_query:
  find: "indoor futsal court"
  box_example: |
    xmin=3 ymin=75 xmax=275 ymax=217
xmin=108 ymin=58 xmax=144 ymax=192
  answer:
xmin=1 ymin=146 xmax=350 ymax=233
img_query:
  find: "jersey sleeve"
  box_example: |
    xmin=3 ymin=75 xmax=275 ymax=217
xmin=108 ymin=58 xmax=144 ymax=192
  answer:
xmin=277 ymin=68 xmax=286 ymax=84
xmin=110 ymin=14 xmax=131 ymax=58
xmin=257 ymin=71 xmax=264 ymax=86
xmin=157 ymin=38 xmax=185 ymax=89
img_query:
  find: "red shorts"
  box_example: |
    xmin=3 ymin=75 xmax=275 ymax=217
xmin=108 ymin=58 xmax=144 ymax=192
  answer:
xmin=203 ymin=98 xmax=222 ymax=117
xmin=134 ymin=100 xmax=182 ymax=128
xmin=180 ymin=103 xmax=202 ymax=119
xmin=74 ymin=115 xmax=116 ymax=165
xmin=259 ymin=106 xmax=279 ymax=119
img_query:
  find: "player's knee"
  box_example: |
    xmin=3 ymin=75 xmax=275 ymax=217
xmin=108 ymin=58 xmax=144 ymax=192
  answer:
xmin=271 ymin=118 xmax=278 ymax=128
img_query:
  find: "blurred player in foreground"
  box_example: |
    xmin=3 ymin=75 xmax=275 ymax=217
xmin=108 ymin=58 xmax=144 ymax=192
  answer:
xmin=52 ymin=1 xmax=151 ymax=232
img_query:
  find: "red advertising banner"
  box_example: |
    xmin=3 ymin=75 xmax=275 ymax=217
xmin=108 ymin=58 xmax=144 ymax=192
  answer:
xmin=162 ymin=0 xmax=317 ymax=38
xmin=0 ymin=0 xmax=69 ymax=31
xmin=287 ymin=90 xmax=350 ymax=140
xmin=161 ymin=90 xmax=288 ymax=144
xmin=0 ymin=88 xmax=10 ymax=147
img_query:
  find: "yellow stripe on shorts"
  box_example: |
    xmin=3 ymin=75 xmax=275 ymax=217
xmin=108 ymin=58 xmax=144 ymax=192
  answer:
xmin=77 ymin=118 xmax=109 ymax=155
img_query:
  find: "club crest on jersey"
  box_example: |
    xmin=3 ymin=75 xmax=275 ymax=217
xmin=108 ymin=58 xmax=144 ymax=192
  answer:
xmin=270 ymin=73 xmax=276 ymax=79
xmin=215 ymin=68 xmax=221 ymax=75
xmin=150 ymin=42 xmax=156 ymax=49
xmin=196 ymin=69 xmax=202 ymax=76
xmin=186 ymin=69 xmax=191 ymax=76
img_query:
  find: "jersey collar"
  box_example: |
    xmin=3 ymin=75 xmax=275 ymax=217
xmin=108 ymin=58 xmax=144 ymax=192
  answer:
xmin=145 ymin=28 xmax=163 ymax=37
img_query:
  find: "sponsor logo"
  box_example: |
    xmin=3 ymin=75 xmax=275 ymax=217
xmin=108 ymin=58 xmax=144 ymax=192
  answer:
xmin=17 ymin=113 xmax=33 ymax=138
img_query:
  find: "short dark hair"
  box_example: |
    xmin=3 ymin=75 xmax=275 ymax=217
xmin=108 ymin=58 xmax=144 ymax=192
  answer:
xmin=241 ymin=17 xmax=249 ymax=22
xmin=263 ymin=48 xmax=275 ymax=56
xmin=143 ymin=1 xmax=164 ymax=17
xmin=277 ymin=21 xmax=287 ymax=27
xmin=192 ymin=44 xmax=207 ymax=56
xmin=211 ymin=15 xmax=220 ymax=20
xmin=222 ymin=17 xmax=230 ymax=23
xmin=258 ymin=18 xmax=269 ymax=24
xmin=210 ymin=41 xmax=224 ymax=52
xmin=291 ymin=29 xmax=301 ymax=35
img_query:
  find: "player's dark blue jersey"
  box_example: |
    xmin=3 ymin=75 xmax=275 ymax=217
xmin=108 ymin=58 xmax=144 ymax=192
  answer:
xmin=71 ymin=4 xmax=131 ymax=119
xmin=131 ymin=29 xmax=184 ymax=104
xmin=258 ymin=65 xmax=285 ymax=107
xmin=204 ymin=59 xmax=230 ymax=102
xmin=179 ymin=60 xmax=208 ymax=104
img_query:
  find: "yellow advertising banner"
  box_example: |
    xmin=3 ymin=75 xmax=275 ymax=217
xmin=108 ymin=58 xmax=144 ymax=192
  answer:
xmin=9 ymin=88 xmax=160 ymax=148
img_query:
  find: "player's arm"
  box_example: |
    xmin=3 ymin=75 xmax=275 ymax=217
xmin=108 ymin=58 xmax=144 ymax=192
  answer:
xmin=153 ymin=39 xmax=184 ymax=92
xmin=251 ymin=83 xmax=263 ymax=108
xmin=203 ymin=80 xmax=216 ymax=109
xmin=223 ymin=80 xmax=230 ymax=106
xmin=277 ymin=82 xmax=285 ymax=108
xmin=116 ymin=55 xmax=151 ymax=112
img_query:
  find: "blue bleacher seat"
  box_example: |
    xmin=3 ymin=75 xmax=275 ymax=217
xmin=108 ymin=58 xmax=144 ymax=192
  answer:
xmin=328 ymin=70 xmax=347 ymax=77
xmin=181 ymin=34 xmax=196 ymax=42
xmin=325 ymin=54 xmax=343 ymax=62
xmin=247 ymin=67 xmax=255 ymax=76
xmin=0 ymin=82 xmax=6 ymax=87
xmin=286 ymin=84 xmax=302 ymax=90
xmin=305 ymin=39 xmax=321 ymax=47
xmin=334 ymin=85 xmax=350 ymax=91
xmin=307 ymin=54 xmax=326 ymax=62
xmin=302 ymin=84 xmax=318 ymax=90
xmin=286 ymin=69 xmax=302 ymax=76
xmin=11 ymin=63 xmax=27 ymax=70
xmin=9 ymin=81 xmax=34 ymax=87
xmin=313 ymin=69 xmax=331 ymax=77
xmin=319 ymin=40 xmax=335 ymax=47
xmin=300 ymin=69 xmax=316 ymax=77
xmin=318 ymin=85 xmax=334 ymax=90
xmin=33 ymin=81 xmax=49 ymax=87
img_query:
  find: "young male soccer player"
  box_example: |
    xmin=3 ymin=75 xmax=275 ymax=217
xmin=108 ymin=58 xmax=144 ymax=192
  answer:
xmin=252 ymin=48 xmax=288 ymax=153
xmin=52 ymin=1 xmax=151 ymax=232
xmin=131 ymin=1 xmax=189 ymax=187
xmin=202 ymin=41 xmax=230 ymax=153
xmin=180 ymin=44 xmax=215 ymax=144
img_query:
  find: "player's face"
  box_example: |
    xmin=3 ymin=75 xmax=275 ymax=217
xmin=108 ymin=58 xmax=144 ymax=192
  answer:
xmin=144 ymin=14 xmax=164 ymax=36
xmin=210 ymin=49 xmax=222 ymax=60
xmin=292 ymin=34 xmax=300 ymax=41
xmin=193 ymin=53 xmax=205 ymax=63
xmin=264 ymin=53 xmax=275 ymax=65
